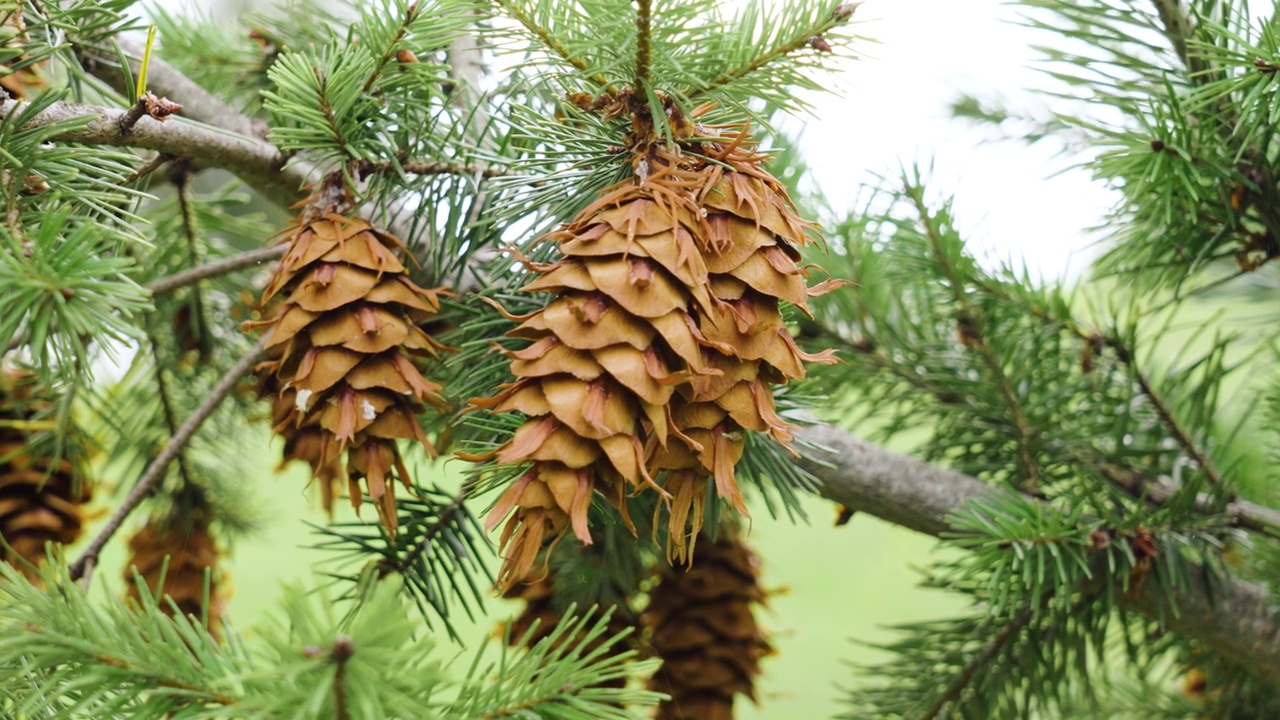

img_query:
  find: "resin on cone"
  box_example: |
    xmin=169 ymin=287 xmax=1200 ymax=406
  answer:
xmin=643 ymin=535 xmax=772 ymax=720
xmin=250 ymin=210 xmax=450 ymax=536
xmin=124 ymin=515 xmax=226 ymax=632
xmin=471 ymin=93 xmax=836 ymax=586
xmin=0 ymin=370 xmax=91 ymax=578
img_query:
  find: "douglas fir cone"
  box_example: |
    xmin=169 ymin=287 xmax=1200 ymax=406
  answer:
xmin=250 ymin=209 xmax=450 ymax=535
xmin=472 ymin=93 xmax=836 ymax=588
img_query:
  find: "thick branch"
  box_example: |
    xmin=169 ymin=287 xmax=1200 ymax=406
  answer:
xmin=796 ymin=423 xmax=1280 ymax=686
xmin=0 ymin=99 xmax=310 ymax=209
xmin=80 ymin=40 xmax=268 ymax=140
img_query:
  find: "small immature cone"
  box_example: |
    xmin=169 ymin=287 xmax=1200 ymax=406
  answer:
xmin=249 ymin=213 xmax=450 ymax=535
xmin=124 ymin=516 xmax=226 ymax=632
xmin=644 ymin=535 xmax=772 ymax=720
xmin=0 ymin=370 xmax=91 ymax=579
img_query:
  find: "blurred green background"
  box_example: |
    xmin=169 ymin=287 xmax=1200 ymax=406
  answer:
xmin=85 ymin=424 xmax=960 ymax=719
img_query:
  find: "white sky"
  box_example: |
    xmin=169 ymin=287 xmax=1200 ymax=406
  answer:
xmin=784 ymin=0 xmax=1117 ymax=282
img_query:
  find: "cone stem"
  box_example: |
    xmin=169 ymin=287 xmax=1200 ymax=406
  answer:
xmin=634 ymin=0 xmax=653 ymax=90
xmin=69 ymin=336 xmax=270 ymax=586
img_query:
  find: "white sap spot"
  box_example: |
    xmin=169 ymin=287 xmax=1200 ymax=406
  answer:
xmin=360 ymin=398 xmax=377 ymax=421
xmin=295 ymin=389 xmax=313 ymax=412
xmin=636 ymin=159 xmax=649 ymax=183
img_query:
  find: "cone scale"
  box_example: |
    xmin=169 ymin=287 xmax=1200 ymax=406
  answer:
xmin=643 ymin=535 xmax=772 ymax=720
xmin=0 ymin=370 xmax=90 ymax=578
xmin=250 ymin=212 xmax=450 ymax=535
xmin=124 ymin=515 xmax=226 ymax=632
xmin=473 ymin=93 xmax=836 ymax=588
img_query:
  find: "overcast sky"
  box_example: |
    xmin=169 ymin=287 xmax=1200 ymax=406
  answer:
xmin=782 ymin=0 xmax=1118 ymax=282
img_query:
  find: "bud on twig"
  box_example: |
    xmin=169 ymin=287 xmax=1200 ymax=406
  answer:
xmin=832 ymin=2 xmax=861 ymax=22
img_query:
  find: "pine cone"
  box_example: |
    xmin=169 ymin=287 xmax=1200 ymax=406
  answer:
xmin=249 ymin=213 xmax=450 ymax=535
xmin=124 ymin=516 xmax=226 ymax=631
xmin=644 ymin=536 xmax=771 ymax=720
xmin=473 ymin=97 xmax=835 ymax=585
xmin=470 ymin=174 xmax=714 ymax=588
xmin=647 ymin=129 xmax=839 ymax=561
xmin=0 ymin=370 xmax=90 ymax=578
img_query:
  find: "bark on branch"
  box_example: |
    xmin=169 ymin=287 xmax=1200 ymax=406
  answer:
xmin=797 ymin=423 xmax=1280 ymax=686
xmin=0 ymin=98 xmax=310 ymax=210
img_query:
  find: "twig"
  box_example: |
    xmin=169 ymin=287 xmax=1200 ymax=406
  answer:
xmin=359 ymin=158 xmax=514 ymax=179
xmin=79 ymin=40 xmax=269 ymax=140
xmin=634 ymin=0 xmax=652 ymax=89
xmin=0 ymin=98 xmax=311 ymax=210
xmin=909 ymin=188 xmax=1042 ymax=492
xmin=69 ymin=337 xmax=269 ymax=585
xmin=147 ymin=245 xmax=287 ymax=298
xmin=117 ymin=97 xmax=148 ymax=134
xmin=1130 ymin=366 xmax=1222 ymax=486
xmin=125 ymin=152 xmax=172 ymax=185
xmin=920 ymin=605 xmax=1033 ymax=719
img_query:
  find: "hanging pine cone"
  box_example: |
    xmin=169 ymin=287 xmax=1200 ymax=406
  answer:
xmin=471 ymin=93 xmax=835 ymax=585
xmin=645 ymin=124 xmax=840 ymax=561
xmin=0 ymin=369 xmax=91 ymax=578
xmin=124 ymin=514 xmax=226 ymax=632
xmin=643 ymin=535 xmax=771 ymax=720
xmin=249 ymin=211 xmax=450 ymax=535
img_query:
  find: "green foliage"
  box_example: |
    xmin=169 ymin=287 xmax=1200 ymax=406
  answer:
xmin=490 ymin=0 xmax=858 ymax=114
xmin=0 ymin=562 xmax=660 ymax=718
xmin=312 ymin=486 xmax=492 ymax=641
xmin=262 ymin=0 xmax=470 ymax=172
xmin=5 ymin=0 xmax=1280 ymax=715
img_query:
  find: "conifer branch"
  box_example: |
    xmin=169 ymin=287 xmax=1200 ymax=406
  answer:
xmin=1129 ymin=355 xmax=1223 ymax=485
xmin=920 ymin=604 xmax=1034 ymax=719
xmin=804 ymin=318 xmax=1280 ymax=541
xmin=1152 ymin=0 xmax=1211 ymax=82
xmin=69 ymin=336 xmax=270 ymax=584
xmin=146 ymin=245 xmax=288 ymax=297
xmin=797 ymin=422 xmax=1280 ymax=686
xmin=967 ymin=275 xmax=1225 ymax=487
xmin=492 ymin=0 xmax=611 ymax=88
xmin=79 ymin=40 xmax=270 ymax=140
xmin=908 ymin=189 xmax=1042 ymax=492
xmin=380 ymin=491 xmax=471 ymax=578
xmin=695 ymin=1 xmax=854 ymax=97
xmin=145 ymin=329 xmax=196 ymax=491
xmin=0 ymin=98 xmax=311 ymax=209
